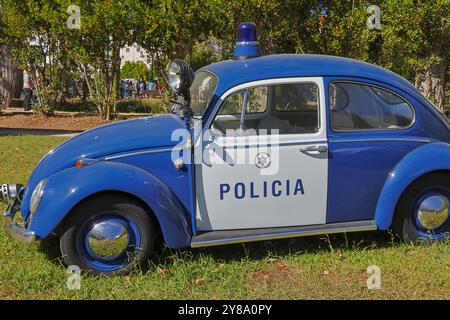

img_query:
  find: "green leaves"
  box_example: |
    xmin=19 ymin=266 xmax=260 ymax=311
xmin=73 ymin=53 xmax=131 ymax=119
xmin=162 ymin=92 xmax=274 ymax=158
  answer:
xmin=1 ymin=0 xmax=448 ymax=115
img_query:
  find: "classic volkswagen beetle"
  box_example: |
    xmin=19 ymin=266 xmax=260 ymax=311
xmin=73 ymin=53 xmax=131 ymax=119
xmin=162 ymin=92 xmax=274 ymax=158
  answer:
xmin=2 ymin=23 xmax=450 ymax=275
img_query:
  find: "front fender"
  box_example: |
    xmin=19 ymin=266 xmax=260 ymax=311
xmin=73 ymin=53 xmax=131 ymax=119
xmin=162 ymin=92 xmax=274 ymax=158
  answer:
xmin=28 ymin=161 xmax=191 ymax=248
xmin=375 ymin=142 xmax=450 ymax=230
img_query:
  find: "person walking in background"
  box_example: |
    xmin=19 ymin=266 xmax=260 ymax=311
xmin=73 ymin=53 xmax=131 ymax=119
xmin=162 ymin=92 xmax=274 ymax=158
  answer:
xmin=127 ymin=80 xmax=133 ymax=99
xmin=139 ymin=79 xmax=146 ymax=98
xmin=123 ymin=80 xmax=128 ymax=99
xmin=23 ymin=69 xmax=34 ymax=111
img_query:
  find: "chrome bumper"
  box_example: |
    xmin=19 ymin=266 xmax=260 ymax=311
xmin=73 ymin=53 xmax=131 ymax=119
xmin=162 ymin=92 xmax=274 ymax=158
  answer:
xmin=2 ymin=201 xmax=36 ymax=244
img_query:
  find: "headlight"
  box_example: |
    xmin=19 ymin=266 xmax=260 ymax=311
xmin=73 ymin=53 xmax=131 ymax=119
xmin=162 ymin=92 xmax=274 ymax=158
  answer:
xmin=30 ymin=179 xmax=47 ymax=214
xmin=166 ymin=59 xmax=195 ymax=95
xmin=167 ymin=61 xmax=181 ymax=92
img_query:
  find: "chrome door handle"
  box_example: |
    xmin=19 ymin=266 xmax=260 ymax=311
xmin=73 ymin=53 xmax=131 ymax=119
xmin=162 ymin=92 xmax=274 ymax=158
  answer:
xmin=299 ymin=145 xmax=328 ymax=154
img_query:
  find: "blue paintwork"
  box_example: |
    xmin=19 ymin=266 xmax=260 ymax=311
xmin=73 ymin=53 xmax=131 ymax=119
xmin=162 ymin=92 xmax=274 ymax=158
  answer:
xmin=108 ymin=149 xmax=194 ymax=234
xmin=375 ymin=142 xmax=450 ymax=230
xmin=323 ymin=76 xmax=450 ymax=224
xmin=202 ymin=54 xmax=415 ymax=101
xmin=16 ymin=53 xmax=450 ymax=251
xmin=326 ymin=138 xmax=427 ymax=223
xmin=27 ymin=160 xmax=192 ymax=248
xmin=21 ymin=114 xmax=188 ymax=220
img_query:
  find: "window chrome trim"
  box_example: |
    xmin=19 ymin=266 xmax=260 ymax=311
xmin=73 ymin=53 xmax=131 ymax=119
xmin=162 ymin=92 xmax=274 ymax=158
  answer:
xmin=203 ymin=77 xmax=326 ymax=143
xmin=328 ymin=80 xmax=417 ymax=133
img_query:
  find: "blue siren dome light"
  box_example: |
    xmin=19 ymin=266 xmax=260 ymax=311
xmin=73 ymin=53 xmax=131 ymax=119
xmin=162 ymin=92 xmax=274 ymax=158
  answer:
xmin=233 ymin=22 xmax=262 ymax=60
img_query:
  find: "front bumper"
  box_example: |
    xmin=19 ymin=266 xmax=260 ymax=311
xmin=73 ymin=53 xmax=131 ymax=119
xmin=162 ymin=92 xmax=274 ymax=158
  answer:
xmin=2 ymin=201 xmax=36 ymax=244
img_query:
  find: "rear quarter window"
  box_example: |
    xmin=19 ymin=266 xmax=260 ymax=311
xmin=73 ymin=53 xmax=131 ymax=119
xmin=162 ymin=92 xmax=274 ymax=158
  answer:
xmin=329 ymin=82 xmax=415 ymax=132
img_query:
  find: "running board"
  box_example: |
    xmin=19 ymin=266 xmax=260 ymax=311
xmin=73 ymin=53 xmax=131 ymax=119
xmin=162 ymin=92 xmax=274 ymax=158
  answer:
xmin=191 ymin=220 xmax=377 ymax=248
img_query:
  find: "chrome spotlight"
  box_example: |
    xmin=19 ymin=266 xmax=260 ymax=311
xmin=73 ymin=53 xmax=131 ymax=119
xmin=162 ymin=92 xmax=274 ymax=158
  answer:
xmin=1 ymin=184 xmax=24 ymax=202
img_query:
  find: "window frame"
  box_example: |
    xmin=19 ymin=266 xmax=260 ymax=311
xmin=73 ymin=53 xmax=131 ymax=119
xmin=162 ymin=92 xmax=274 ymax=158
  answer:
xmin=207 ymin=78 xmax=322 ymax=137
xmin=328 ymin=80 xmax=416 ymax=133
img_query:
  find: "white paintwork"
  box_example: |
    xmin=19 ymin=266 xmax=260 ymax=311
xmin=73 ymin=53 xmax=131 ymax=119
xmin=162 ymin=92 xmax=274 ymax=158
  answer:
xmin=195 ymin=77 xmax=328 ymax=231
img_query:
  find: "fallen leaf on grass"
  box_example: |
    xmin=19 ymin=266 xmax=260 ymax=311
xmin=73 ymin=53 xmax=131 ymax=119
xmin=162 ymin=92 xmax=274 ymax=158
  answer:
xmin=123 ymin=276 xmax=131 ymax=284
xmin=157 ymin=267 xmax=168 ymax=277
xmin=212 ymin=263 xmax=225 ymax=273
xmin=276 ymin=262 xmax=287 ymax=270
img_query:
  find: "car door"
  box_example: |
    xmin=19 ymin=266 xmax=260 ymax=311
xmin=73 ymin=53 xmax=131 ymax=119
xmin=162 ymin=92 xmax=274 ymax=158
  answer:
xmin=194 ymin=77 xmax=328 ymax=231
xmin=326 ymin=79 xmax=420 ymax=223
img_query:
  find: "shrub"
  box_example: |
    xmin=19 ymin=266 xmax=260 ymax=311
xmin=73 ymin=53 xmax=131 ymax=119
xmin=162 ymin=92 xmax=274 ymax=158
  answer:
xmin=115 ymin=98 xmax=166 ymax=114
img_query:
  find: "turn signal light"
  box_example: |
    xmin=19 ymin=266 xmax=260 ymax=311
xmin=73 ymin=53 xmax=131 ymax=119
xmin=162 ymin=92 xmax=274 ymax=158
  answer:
xmin=75 ymin=158 xmax=98 ymax=169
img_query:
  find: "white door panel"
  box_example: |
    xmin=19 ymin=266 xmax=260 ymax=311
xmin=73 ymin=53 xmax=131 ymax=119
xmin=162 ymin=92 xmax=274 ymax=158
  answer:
xmin=195 ymin=77 xmax=328 ymax=231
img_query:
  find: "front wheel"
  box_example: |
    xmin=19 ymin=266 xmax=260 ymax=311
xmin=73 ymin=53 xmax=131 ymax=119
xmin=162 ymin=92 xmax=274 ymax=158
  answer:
xmin=59 ymin=194 xmax=156 ymax=275
xmin=393 ymin=173 xmax=450 ymax=243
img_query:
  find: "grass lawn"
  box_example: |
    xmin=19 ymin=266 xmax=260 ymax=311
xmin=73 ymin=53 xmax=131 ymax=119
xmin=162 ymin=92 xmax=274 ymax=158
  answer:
xmin=0 ymin=135 xmax=449 ymax=300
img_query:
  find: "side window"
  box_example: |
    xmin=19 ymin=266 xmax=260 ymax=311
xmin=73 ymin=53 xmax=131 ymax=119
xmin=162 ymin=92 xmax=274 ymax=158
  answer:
xmin=329 ymin=82 xmax=415 ymax=131
xmin=218 ymin=91 xmax=244 ymax=115
xmin=212 ymin=82 xmax=320 ymax=135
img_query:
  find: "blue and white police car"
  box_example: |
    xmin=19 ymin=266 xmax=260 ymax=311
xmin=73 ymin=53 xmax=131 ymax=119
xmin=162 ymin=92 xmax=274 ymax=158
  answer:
xmin=2 ymin=23 xmax=450 ymax=275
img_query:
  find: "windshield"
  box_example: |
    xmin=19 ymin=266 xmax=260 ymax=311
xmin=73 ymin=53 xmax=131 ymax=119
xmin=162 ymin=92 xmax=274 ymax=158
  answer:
xmin=190 ymin=71 xmax=218 ymax=118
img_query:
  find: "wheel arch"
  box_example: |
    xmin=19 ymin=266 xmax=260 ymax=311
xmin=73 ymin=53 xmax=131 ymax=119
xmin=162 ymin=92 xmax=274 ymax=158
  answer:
xmin=28 ymin=161 xmax=192 ymax=248
xmin=54 ymin=190 xmax=164 ymax=242
xmin=394 ymin=170 xmax=450 ymax=209
xmin=375 ymin=142 xmax=450 ymax=230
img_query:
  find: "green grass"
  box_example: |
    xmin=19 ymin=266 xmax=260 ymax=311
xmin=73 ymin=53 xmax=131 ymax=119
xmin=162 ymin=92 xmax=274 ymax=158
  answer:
xmin=0 ymin=135 xmax=449 ymax=300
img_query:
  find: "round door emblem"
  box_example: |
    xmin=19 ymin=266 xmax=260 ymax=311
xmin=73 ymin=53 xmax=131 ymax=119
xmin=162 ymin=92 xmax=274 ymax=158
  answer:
xmin=255 ymin=152 xmax=271 ymax=168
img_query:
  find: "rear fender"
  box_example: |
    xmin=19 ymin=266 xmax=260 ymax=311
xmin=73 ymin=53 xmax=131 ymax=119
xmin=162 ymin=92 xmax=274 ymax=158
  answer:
xmin=375 ymin=142 xmax=450 ymax=230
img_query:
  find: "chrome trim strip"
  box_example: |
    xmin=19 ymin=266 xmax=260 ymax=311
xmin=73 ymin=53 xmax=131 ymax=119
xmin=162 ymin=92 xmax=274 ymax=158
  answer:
xmin=329 ymin=138 xmax=432 ymax=144
xmin=220 ymin=140 xmax=328 ymax=150
xmin=191 ymin=220 xmax=377 ymax=248
xmin=104 ymin=147 xmax=184 ymax=161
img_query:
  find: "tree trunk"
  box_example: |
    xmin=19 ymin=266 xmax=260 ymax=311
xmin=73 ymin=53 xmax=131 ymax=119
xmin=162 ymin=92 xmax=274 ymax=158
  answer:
xmin=415 ymin=57 xmax=448 ymax=111
xmin=0 ymin=45 xmax=23 ymax=108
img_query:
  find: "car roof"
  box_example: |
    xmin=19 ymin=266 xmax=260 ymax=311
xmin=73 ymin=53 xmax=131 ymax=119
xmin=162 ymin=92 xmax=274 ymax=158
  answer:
xmin=200 ymin=54 xmax=417 ymax=96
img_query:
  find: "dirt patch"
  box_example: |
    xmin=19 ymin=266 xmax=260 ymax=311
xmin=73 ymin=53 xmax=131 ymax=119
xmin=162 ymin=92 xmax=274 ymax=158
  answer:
xmin=250 ymin=262 xmax=298 ymax=286
xmin=0 ymin=114 xmax=111 ymax=131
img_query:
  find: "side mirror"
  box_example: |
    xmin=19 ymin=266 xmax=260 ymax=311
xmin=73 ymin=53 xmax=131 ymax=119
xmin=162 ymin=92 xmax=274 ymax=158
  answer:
xmin=167 ymin=59 xmax=195 ymax=97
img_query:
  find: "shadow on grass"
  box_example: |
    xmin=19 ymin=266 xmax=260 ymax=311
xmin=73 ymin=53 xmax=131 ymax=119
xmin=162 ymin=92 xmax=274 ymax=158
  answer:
xmin=154 ymin=230 xmax=398 ymax=267
xmin=37 ymin=230 xmax=398 ymax=270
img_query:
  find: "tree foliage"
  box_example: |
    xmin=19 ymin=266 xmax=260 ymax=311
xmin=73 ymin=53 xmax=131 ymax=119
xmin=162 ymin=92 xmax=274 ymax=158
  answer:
xmin=1 ymin=0 xmax=449 ymax=116
xmin=121 ymin=61 xmax=152 ymax=81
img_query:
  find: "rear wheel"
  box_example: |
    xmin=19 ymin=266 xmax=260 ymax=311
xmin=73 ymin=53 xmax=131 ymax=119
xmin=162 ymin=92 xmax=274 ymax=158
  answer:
xmin=59 ymin=194 xmax=156 ymax=275
xmin=393 ymin=174 xmax=450 ymax=243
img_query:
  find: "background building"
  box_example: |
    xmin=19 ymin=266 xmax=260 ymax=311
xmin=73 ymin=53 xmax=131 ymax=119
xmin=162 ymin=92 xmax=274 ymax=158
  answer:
xmin=120 ymin=43 xmax=151 ymax=67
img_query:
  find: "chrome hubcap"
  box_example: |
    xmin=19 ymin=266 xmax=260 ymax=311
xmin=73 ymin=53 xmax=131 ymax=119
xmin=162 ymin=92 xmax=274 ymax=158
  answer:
xmin=417 ymin=195 xmax=449 ymax=230
xmin=86 ymin=219 xmax=130 ymax=259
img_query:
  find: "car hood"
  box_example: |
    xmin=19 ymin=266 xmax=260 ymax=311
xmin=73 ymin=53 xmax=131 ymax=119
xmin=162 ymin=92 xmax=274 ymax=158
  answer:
xmin=21 ymin=114 xmax=188 ymax=218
